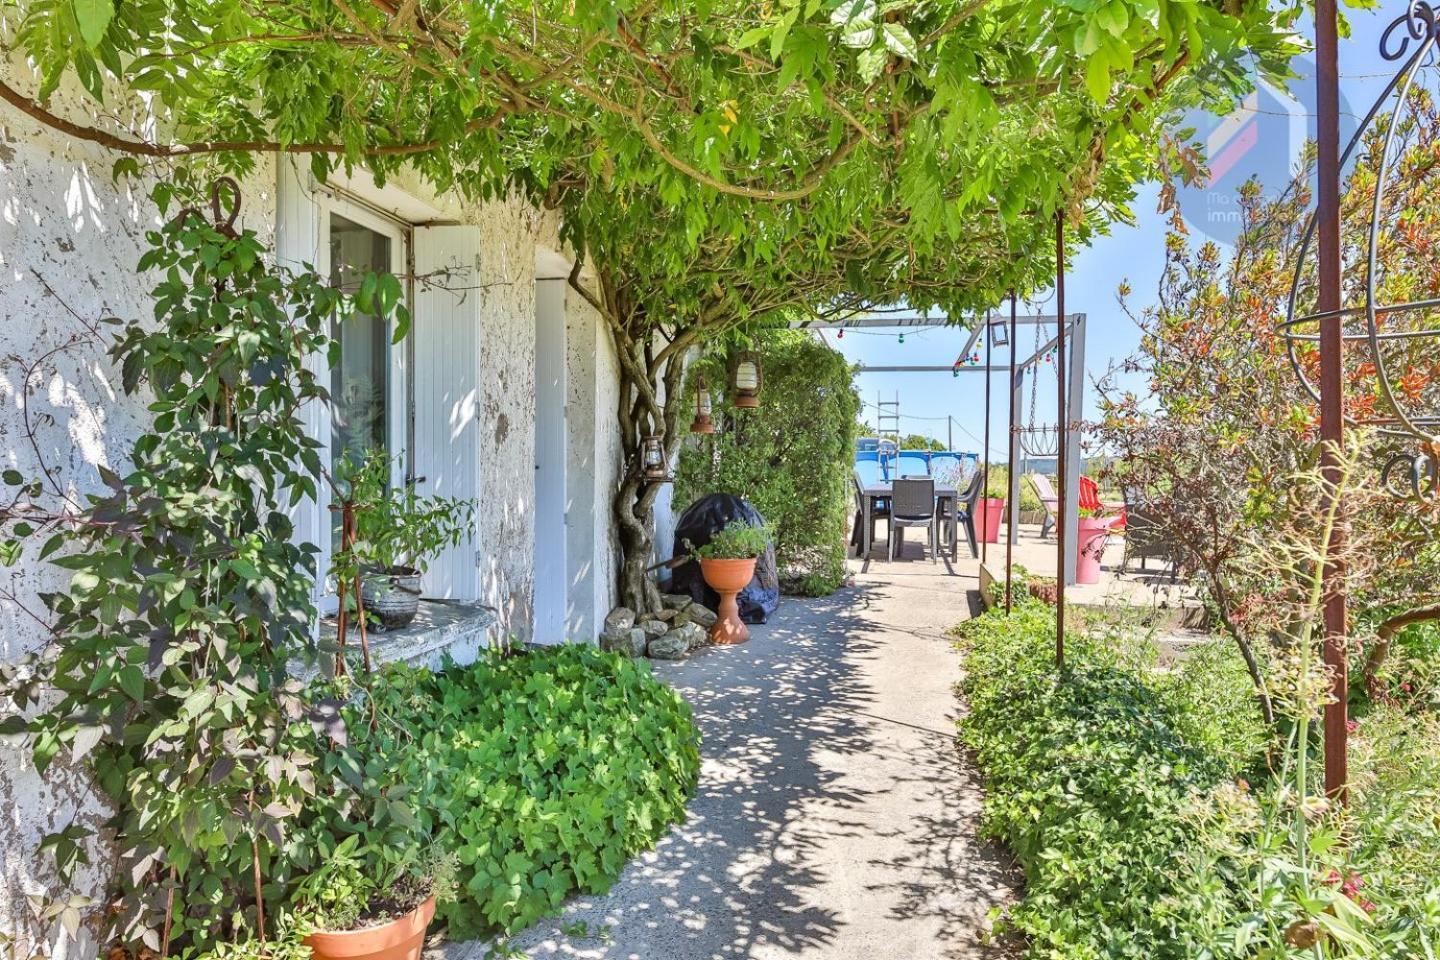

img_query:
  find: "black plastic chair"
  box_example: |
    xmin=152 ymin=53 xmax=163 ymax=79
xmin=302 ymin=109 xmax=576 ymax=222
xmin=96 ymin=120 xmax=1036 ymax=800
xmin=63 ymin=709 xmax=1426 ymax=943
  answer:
xmin=851 ymin=473 xmax=889 ymax=554
xmin=949 ymin=469 xmax=983 ymax=560
xmin=889 ymin=478 xmax=938 ymax=562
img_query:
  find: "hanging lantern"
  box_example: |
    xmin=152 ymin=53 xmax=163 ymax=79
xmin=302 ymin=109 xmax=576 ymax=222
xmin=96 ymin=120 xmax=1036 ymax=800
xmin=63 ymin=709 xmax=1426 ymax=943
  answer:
xmin=641 ymin=435 xmax=672 ymax=483
xmin=690 ymin=377 xmax=715 ymax=434
xmin=990 ymin=321 xmax=1009 ymax=348
xmin=729 ymin=351 xmax=762 ymax=409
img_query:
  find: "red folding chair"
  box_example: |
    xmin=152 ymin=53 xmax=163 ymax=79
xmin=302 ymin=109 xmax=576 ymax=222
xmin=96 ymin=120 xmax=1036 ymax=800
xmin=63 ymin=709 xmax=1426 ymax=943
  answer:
xmin=1080 ymin=476 xmax=1126 ymax=530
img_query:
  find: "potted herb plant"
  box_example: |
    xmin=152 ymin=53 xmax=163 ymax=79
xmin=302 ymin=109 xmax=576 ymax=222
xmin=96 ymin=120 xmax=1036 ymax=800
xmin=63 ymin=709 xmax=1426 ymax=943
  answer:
xmin=690 ymin=519 xmax=770 ymax=645
xmin=331 ymin=452 xmax=477 ymax=632
xmin=294 ymin=836 xmax=455 ymax=960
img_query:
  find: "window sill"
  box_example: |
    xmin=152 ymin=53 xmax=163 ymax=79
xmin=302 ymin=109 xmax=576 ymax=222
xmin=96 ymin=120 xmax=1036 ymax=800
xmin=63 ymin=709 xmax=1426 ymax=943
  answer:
xmin=318 ymin=599 xmax=498 ymax=672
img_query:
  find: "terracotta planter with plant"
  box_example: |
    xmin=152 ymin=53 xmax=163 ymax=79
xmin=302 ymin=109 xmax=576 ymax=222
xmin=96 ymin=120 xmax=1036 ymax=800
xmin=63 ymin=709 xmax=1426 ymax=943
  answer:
xmin=296 ymin=836 xmax=454 ymax=960
xmin=692 ymin=519 xmax=771 ymax=645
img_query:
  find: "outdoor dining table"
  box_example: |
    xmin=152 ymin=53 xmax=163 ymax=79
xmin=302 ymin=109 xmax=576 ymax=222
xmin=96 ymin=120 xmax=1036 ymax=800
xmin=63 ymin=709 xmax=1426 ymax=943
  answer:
xmin=858 ymin=479 xmax=960 ymax=561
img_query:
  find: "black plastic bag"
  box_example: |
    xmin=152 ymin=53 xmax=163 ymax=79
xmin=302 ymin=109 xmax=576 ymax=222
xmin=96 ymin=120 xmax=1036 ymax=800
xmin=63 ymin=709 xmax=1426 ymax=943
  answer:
xmin=669 ymin=494 xmax=780 ymax=624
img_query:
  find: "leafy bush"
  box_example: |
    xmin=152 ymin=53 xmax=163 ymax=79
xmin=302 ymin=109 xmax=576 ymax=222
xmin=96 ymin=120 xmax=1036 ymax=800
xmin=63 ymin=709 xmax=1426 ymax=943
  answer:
xmin=958 ymin=603 xmax=1258 ymax=958
xmin=675 ymin=330 xmax=858 ymax=596
xmin=343 ymin=645 xmax=701 ymax=939
xmin=0 ymin=181 xmax=378 ymax=954
xmin=958 ymin=602 xmax=1440 ymax=958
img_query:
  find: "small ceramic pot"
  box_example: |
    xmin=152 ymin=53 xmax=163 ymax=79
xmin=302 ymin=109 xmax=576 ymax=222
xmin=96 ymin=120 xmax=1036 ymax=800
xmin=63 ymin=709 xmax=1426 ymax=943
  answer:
xmin=360 ymin=566 xmax=422 ymax=630
xmin=303 ymin=895 xmax=436 ymax=960
xmin=699 ymin=557 xmax=757 ymax=645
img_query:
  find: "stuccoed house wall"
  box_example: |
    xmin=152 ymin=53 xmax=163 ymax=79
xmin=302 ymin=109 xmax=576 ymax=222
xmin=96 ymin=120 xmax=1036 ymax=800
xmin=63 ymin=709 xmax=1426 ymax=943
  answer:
xmin=0 ymin=70 xmax=638 ymax=953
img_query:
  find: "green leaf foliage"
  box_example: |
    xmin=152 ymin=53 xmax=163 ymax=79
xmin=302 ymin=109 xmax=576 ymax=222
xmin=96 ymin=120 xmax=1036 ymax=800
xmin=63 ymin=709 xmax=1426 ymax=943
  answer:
xmin=675 ymin=331 xmax=859 ymax=596
xmin=328 ymin=646 xmax=701 ymax=940
xmin=957 ymin=600 xmax=1440 ymax=958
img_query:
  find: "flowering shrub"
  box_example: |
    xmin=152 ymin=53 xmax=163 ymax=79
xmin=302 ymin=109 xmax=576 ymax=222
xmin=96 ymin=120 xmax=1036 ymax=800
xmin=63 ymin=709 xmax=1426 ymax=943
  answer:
xmin=1096 ymin=97 xmax=1440 ymax=717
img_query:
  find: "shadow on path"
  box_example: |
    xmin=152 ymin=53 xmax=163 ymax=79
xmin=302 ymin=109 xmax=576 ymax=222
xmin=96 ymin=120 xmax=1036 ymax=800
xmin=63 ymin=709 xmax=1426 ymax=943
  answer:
xmin=444 ymin=566 xmax=1019 ymax=959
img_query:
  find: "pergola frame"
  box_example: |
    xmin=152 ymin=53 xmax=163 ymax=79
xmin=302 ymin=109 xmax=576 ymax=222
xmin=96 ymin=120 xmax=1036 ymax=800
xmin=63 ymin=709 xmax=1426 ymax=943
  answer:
xmin=796 ymin=311 xmax=1089 ymax=584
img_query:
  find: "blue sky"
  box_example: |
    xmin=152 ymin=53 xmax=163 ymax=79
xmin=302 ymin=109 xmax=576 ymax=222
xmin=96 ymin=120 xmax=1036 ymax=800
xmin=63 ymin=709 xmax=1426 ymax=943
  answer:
xmin=832 ymin=6 xmax=1409 ymax=460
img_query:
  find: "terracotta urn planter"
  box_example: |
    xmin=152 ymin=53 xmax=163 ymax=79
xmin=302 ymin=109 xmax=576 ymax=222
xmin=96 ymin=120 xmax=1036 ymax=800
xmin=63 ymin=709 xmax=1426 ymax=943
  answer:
xmin=699 ymin=557 xmax=757 ymax=645
xmin=303 ymin=895 xmax=436 ymax=960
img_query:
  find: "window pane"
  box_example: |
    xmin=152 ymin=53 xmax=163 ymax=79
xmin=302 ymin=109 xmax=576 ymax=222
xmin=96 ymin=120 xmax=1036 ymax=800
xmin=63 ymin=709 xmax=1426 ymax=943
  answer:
xmin=329 ymin=214 xmax=393 ymax=551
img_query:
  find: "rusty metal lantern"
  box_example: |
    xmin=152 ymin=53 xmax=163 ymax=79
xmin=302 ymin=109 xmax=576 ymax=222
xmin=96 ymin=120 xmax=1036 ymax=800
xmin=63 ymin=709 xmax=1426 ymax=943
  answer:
xmin=641 ymin=435 xmax=672 ymax=483
xmin=729 ymin=351 xmax=762 ymax=409
xmin=690 ymin=376 xmax=715 ymax=434
xmin=989 ymin=320 xmax=1009 ymax=349
xmin=1280 ymin=2 xmax=1440 ymax=502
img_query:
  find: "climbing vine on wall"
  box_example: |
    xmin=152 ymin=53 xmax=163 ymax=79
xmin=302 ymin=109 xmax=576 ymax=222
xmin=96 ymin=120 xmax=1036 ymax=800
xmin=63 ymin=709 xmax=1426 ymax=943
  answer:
xmin=0 ymin=179 xmax=401 ymax=953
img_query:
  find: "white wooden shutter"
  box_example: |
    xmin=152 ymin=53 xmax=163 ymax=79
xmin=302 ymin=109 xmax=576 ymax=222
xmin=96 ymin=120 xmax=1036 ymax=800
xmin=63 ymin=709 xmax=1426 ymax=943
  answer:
xmin=412 ymin=226 xmax=483 ymax=600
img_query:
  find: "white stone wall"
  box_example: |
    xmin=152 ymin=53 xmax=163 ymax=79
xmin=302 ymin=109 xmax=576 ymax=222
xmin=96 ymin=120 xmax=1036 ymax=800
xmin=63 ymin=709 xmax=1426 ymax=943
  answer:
xmin=1 ymin=83 xmax=639 ymax=951
xmin=0 ymin=69 xmax=282 ymax=952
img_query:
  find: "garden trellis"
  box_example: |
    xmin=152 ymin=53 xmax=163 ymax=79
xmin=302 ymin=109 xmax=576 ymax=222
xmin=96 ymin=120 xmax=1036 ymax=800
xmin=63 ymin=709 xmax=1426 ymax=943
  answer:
xmin=1283 ymin=0 xmax=1440 ymax=801
xmin=1281 ymin=1 xmax=1440 ymax=504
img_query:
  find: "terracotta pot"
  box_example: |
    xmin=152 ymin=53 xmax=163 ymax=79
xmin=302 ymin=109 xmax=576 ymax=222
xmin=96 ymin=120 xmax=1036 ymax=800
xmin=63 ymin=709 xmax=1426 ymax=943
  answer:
xmin=699 ymin=557 xmax=757 ymax=645
xmin=303 ymin=895 xmax=435 ymax=960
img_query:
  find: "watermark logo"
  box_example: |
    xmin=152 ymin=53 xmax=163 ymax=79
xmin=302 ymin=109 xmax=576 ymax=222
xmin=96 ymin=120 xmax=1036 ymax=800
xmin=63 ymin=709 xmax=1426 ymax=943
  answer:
xmin=1173 ymin=56 xmax=1357 ymax=245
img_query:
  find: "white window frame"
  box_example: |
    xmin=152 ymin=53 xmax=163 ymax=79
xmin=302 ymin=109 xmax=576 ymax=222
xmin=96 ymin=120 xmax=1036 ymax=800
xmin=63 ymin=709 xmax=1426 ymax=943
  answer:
xmin=314 ymin=192 xmax=412 ymax=611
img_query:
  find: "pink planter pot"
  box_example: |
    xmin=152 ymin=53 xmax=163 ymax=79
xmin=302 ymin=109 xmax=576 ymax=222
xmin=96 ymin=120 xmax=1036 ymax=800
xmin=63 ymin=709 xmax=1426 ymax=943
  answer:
xmin=1075 ymin=517 xmax=1110 ymax=585
xmin=974 ymin=498 xmax=1006 ymax=544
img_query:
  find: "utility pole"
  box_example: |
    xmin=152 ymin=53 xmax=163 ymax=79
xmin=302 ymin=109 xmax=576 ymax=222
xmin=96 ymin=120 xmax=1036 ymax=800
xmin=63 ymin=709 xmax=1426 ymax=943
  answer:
xmin=1315 ymin=0 xmax=1348 ymax=803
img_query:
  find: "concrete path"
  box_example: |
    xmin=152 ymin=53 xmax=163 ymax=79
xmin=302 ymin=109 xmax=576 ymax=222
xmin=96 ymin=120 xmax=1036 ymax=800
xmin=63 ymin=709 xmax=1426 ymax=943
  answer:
xmin=444 ymin=543 xmax=1018 ymax=959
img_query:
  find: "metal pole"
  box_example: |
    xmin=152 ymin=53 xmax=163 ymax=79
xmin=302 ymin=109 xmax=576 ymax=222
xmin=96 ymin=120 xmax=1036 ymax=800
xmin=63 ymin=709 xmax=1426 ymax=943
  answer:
xmin=1062 ymin=316 xmax=1086 ymax=586
xmin=1006 ymin=291 xmax=1019 ymax=613
xmin=1055 ymin=211 xmax=1067 ymax=671
xmin=1316 ymin=0 xmax=1348 ymax=803
xmin=982 ymin=312 xmax=993 ymax=564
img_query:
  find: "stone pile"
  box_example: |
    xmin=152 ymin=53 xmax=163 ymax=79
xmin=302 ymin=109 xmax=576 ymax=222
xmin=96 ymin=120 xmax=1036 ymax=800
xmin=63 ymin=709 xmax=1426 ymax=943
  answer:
xmin=599 ymin=593 xmax=717 ymax=660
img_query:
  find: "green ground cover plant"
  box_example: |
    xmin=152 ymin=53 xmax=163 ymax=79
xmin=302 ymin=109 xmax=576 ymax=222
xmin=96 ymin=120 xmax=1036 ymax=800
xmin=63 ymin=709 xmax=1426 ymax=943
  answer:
xmin=957 ymin=596 xmax=1440 ymax=959
xmin=340 ymin=646 xmax=702 ymax=940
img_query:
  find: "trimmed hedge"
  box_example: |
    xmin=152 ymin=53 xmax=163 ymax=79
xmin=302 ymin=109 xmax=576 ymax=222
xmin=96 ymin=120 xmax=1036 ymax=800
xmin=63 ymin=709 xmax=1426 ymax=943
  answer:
xmin=676 ymin=330 xmax=859 ymax=596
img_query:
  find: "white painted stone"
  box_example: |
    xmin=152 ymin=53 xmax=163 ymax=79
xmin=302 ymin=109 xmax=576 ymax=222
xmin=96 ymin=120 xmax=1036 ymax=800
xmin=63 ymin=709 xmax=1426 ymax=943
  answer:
xmin=0 ymin=63 xmax=664 ymax=948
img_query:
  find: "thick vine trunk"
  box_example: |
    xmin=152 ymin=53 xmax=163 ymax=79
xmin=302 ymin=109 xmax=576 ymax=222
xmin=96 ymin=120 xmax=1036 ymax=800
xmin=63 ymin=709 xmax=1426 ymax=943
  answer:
xmin=569 ymin=264 xmax=699 ymax=619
